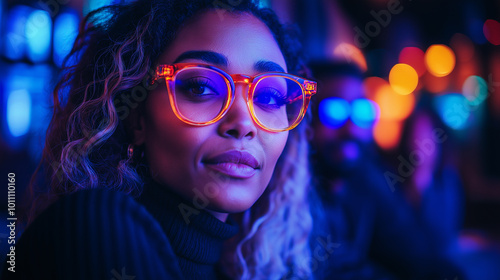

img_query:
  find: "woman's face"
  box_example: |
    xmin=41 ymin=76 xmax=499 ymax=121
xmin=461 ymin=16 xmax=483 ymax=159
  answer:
xmin=135 ymin=11 xmax=289 ymax=220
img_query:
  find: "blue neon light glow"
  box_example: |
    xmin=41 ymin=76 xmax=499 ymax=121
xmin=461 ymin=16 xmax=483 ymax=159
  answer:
xmin=7 ymin=89 xmax=32 ymax=137
xmin=434 ymin=93 xmax=470 ymax=130
xmin=3 ymin=6 xmax=30 ymax=61
xmin=351 ymin=99 xmax=379 ymax=128
xmin=319 ymin=97 xmax=379 ymax=129
xmin=26 ymin=9 xmax=52 ymax=62
xmin=53 ymin=11 xmax=79 ymax=67
xmin=319 ymin=97 xmax=350 ymax=128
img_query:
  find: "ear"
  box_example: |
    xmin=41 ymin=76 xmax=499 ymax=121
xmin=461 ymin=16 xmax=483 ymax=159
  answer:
xmin=126 ymin=107 xmax=146 ymax=146
xmin=132 ymin=115 xmax=146 ymax=145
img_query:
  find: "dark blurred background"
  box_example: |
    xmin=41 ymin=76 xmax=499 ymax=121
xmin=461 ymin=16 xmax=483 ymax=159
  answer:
xmin=0 ymin=0 xmax=499 ymax=278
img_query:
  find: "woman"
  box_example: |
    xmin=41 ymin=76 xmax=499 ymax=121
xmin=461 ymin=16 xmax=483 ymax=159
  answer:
xmin=6 ymin=0 xmax=317 ymax=279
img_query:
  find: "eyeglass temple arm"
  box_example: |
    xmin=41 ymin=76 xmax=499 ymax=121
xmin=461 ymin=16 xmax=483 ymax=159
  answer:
xmin=285 ymin=81 xmax=317 ymax=104
xmin=151 ymin=65 xmax=175 ymax=84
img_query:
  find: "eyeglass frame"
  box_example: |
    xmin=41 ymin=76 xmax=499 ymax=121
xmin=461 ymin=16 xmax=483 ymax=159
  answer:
xmin=150 ymin=63 xmax=317 ymax=132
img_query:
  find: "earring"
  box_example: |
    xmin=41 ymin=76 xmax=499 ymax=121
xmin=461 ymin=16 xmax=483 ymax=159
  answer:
xmin=127 ymin=144 xmax=144 ymax=162
xmin=127 ymin=144 xmax=135 ymax=160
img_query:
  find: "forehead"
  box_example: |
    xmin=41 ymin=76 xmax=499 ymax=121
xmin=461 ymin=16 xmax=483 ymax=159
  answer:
xmin=159 ymin=10 xmax=287 ymax=74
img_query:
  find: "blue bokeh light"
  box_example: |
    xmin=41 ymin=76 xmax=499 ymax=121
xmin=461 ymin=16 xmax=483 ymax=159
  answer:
xmin=467 ymin=18 xmax=487 ymax=45
xmin=434 ymin=93 xmax=471 ymax=130
xmin=351 ymin=98 xmax=379 ymax=128
xmin=7 ymin=89 xmax=31 ymax=137
xmin=319 ymin=97 xmax=350 ymax=128
xmin=0 ymin=1 xmax=3 ymax=43
xmin=3 ymin=6 xmax=30 ymax=61
xmin=26 ymin=9 xmax=52 ymax=63
xmin=84 ymin=0 xmax=113 ymax=15
xmin=53 ymin=11 xmax=79 ymax=67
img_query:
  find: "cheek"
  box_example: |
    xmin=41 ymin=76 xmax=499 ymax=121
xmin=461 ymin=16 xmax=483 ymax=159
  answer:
xmin=142 ymin=93 xmax=207 ymax=185
xmin=260 ymin=131 xmax=288 ymax=178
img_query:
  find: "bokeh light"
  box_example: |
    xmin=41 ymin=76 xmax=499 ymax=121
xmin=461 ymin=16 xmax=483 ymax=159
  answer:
xmin=3 ymin=6 xmax=30 ymax=61
xmin=373 ymin=83 xmax=415 ymax=121
xmin=389 ymin=63 xmax=419 ymax=95
xmin=7 ymin=89 xmax=32 ymax=137
xmin=319 ymin=97 xmax=350 ymax=128
xmin=424 ymin=74 xmax=450 ymax=94
xmin=467 ymin=18 xmax=487 ymax=44
xmin=483 ymin=19 xmax=500 ymax=46
xmin=363 ymin=76 xmax=386 ymax=100
xmin=425 ymin=44 xmax=456 ymax=77
xmin=26 ymin=9 xmax=52 ymax=63
xmin=333 ymin=43 xmax=368 ymax=72
xmin=454 ymin=59 xmax=480 ymax=90
xmin=434 ymin=93 xmax=470 ymax=130
xmin=84 ymin=0 xmax=113 ymax=15
xmin=351 ymin=98 xmax=380 ymax=128
xmin=462 ymin=75 xmax=488 ymax=106
xmin=450 ymin=33 xmax=475 ymax=63
xmin=53 ymin=11 xmax=79 ymax=67
xmin=373 ymin=120 xmax=403 ymax=150
xmin=398 ymin=47 xmax=426 ymax=77
xmin=490 ymin=52 xmax=500 ymax=117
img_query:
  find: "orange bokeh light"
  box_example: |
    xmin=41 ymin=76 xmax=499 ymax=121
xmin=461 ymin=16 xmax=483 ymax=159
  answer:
xmin=425 ymin=44 xmax=456 ymax=77
xmin=373 ymin=84 xmax=415 ymax=120
xmin=398 ymin=47 xmax=426 ymax=77
xmin=389 ymin=63 xmax=419 ymax=95
xmin=363 ymin=76 xmax=387 ymax=100
xmin=333 ymin=43 xmax=368 ymax=72
xmin=373 ymin=120 xmax=403 ymax=150
xmin=424 ymin=74 xmax=450 ymax=94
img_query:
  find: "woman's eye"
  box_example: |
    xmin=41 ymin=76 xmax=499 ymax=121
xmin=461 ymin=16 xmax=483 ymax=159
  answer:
xmin=178 ymin=77 xmax=219 ymax=96
xmin=188 ymin=85 xmax=214 ymax=95
xmin=254 ymin=88 xmax=286 ymax=108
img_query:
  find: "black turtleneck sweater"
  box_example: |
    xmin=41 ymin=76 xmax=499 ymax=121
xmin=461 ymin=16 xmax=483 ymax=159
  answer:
xmin=2 ymin=182 xmax=239 ymax=280
xmin=135 ymin=180 xmax=239 ymax=279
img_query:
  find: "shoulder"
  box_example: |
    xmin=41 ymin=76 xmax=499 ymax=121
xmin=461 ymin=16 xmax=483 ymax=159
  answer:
xmin=4 ymin=189 xmax=183 ymax=280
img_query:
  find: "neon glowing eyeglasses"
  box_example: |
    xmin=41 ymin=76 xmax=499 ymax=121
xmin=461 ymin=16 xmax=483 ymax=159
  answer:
xmin=318 ymin=97 xmax=380 ymax=128
xmin=151 ymin=63 xmax=317 ymax=132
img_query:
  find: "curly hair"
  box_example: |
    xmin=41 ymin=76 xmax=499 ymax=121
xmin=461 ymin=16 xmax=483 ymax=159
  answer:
xmin=29 ymin=0 xmax=313 ymax=278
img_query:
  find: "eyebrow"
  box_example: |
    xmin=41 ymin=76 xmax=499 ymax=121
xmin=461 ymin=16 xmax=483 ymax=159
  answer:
xmin=254 ymin=60 xmax=285 ymax=73
xmin=173 ymin=51 xmax=228 ymax=66
xmin=172 ymin=51 xmax=286 ymax=73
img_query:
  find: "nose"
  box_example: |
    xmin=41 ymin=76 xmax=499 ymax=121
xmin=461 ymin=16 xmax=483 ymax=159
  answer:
xmin=217 ymin=84 xmax=257 ymax=140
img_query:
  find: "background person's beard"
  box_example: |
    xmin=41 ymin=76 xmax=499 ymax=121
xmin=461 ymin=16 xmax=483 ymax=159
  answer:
xmin=313 ymin=138 xmax=369 ymax=180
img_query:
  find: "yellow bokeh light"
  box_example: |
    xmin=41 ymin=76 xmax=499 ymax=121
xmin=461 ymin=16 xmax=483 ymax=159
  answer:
xmin=425 ymin=44 xmax=456 ymax=77
xmin=389 ymin=63 xmax=419 ymax=95
xmin=374 ymin=84 xmax=415 ymax=120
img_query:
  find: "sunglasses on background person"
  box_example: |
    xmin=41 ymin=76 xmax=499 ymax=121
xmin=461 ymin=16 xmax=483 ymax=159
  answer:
xmin=151 ymin=63 xmax=317 ymax=132
xmin=318 ymin=97 xmax=380 ymax=129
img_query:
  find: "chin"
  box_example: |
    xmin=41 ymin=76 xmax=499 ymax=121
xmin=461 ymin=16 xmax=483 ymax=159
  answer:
xmin=206 ymin=186 xmax=263 ymax=214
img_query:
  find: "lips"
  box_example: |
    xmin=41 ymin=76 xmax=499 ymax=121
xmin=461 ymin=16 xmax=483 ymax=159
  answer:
xmin=203 ymin=150 xmax=260 ymax=179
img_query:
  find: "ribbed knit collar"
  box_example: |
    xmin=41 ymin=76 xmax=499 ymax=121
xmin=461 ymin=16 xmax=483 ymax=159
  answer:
xmin=135 ymin=179 xmax=239 ymax=279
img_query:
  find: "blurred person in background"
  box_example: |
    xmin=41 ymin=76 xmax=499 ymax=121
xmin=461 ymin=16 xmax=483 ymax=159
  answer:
xmin=308 ymin=60 xmax=464 ymax=280
xmin=396 ymin=96 xmax=465 ymax=260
